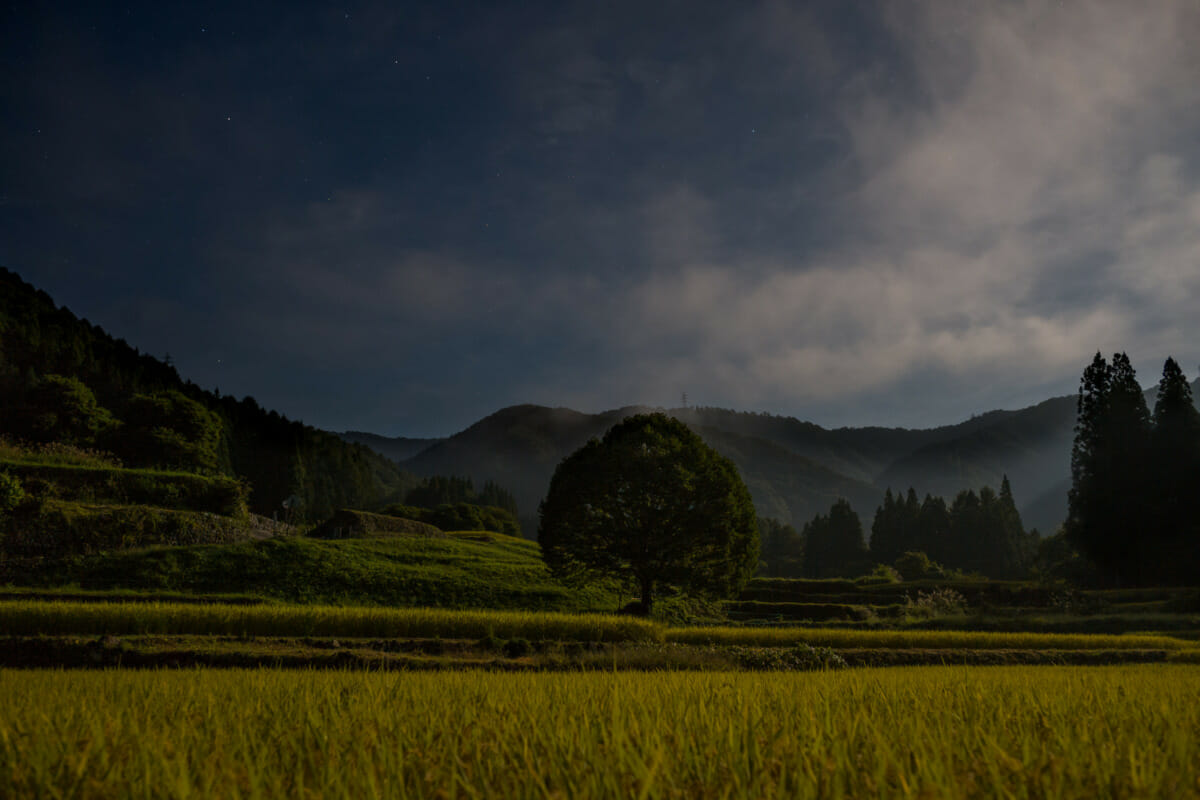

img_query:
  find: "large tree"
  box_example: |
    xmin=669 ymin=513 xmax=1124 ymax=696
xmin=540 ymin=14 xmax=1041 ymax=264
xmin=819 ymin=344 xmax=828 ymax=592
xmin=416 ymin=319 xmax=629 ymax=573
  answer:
xmin=538 ymin=413 xmax=759 ymax=613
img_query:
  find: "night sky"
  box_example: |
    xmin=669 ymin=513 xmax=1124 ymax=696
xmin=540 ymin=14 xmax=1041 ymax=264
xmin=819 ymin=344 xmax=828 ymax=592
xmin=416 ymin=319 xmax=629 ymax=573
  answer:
xmin=4 ymin=1 xmax=1199 ymax=437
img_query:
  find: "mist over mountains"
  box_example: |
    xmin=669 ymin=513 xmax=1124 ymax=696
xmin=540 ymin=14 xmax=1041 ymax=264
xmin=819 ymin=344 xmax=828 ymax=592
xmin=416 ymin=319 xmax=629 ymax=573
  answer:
xmin=341 ymin=388 xmax=1198 ymax=538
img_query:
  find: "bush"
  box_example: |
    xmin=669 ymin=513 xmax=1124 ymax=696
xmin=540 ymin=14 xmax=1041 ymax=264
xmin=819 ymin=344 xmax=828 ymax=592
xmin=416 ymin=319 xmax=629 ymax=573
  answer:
xmin=894 ymin=551 xmax=939 ymax=581
xmin=862 ymin=564 xmax=902 ymax=584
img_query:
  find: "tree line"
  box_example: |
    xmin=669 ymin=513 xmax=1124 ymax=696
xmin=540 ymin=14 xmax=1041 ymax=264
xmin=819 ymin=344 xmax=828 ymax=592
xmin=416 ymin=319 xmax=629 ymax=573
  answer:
xmin=1065 ymin=353 xmax=1200 ymax=586
xmin=760 ymin=476 xmax=1036 ymax=580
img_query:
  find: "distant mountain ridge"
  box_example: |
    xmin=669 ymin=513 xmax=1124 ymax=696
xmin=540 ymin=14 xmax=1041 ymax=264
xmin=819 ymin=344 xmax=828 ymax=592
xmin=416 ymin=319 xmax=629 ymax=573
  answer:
xmin=347 ymin=379 xmax=1200 ymax=537
xmin=338 ymin=431 xmax=445 ymax=463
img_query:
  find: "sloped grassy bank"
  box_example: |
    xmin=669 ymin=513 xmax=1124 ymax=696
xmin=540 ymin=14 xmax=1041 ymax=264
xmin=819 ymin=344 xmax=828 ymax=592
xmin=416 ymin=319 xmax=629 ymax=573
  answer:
xmin=9 ymin=532 xmax=623 ymax=610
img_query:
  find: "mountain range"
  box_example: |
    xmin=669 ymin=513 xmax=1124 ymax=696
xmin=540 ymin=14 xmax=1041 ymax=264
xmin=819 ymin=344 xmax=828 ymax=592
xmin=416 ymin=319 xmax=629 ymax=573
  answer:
xmin=342 ymin=381 xmax=1199 ymax=538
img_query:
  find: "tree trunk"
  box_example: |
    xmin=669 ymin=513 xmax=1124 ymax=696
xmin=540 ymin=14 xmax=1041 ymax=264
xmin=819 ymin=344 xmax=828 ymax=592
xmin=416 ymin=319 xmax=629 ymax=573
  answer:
xmin=639 ymin=577 xmax=654 ymax=616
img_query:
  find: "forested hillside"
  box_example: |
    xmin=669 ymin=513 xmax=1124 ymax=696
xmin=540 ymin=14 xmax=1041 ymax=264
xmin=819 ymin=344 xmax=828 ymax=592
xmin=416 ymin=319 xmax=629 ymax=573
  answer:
xmin=385 ymin=379 xmax=1197 ymax=540
xmin=0 ymin=268 xmax=417 ymax=520
xmin=392 ymin=402 xmax=1082 ymax=535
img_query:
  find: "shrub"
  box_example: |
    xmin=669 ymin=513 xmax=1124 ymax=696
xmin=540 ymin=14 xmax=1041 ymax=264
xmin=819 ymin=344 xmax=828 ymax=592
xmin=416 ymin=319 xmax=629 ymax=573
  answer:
xmin=0 ymin=471 xmax=23 ymax=516
xmin=905 ymin=587 xmax=968 ymax=618
xmin=894 ymin=551 xmax=939 ymax=581
xmin=862 ymin=564 xmax=902 ymax=584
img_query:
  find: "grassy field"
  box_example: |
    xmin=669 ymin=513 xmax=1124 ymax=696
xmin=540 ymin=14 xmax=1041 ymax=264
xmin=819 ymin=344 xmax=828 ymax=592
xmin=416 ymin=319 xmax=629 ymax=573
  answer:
xmin=1 ymin=666 xmax=1198 ymax=798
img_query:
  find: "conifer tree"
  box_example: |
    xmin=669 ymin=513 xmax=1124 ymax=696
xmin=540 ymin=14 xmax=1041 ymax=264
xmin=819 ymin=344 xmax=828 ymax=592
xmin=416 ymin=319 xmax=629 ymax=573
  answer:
xmin=802 ymin=499 xmax=867 ymax=578
xmin=917 ymin=494 xmax=952 ymax=564
xmin=870 ymin=487 xmax=922 ymax=564
xmin=1150 ymin=357 xmax=1200 ymax=582
xmin=1066 ymin=352 xmax=1152 ymax=584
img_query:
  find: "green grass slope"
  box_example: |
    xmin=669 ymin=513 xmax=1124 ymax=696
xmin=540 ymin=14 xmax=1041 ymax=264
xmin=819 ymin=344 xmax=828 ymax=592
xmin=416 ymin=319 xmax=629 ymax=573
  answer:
xmin=16 ymin=533 xmax=622 ymax=611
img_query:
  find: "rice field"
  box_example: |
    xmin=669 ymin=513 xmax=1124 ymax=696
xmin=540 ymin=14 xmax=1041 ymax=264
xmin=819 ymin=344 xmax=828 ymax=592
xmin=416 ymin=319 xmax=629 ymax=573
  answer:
xmin=665 ymin=625 xmax=1190 ymax=651
xmin=0 ymin=600 xmax=661 ymax=642
xmin=2 ymin=666 xmax=1198 ymax=798
xmin=2 ymin=600 xmax=1194 ymax=652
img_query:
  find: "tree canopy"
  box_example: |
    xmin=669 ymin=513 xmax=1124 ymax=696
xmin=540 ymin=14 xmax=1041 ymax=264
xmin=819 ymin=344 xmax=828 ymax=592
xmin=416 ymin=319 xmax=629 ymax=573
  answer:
xmin=538 ymin=413 xmax=759 ymax=613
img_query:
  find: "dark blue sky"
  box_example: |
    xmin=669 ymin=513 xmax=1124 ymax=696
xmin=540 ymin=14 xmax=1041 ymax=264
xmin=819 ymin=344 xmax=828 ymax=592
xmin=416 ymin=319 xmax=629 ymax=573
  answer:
xmin=5 ymin=1 xmax=1199 ymax=436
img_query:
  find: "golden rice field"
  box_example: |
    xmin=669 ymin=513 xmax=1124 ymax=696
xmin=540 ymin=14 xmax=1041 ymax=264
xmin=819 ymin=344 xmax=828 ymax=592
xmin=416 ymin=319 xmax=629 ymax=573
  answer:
xmin=1 ymin=600 xmax=1194 ymax=652
xmin=0 ymin=600 xmax=660 ymax=642
xmin=2 ymin=666 xmax=1199 ymax=798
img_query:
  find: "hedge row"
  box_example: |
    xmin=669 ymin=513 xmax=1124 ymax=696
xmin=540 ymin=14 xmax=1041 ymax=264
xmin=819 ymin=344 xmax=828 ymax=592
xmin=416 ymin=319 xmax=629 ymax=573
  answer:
xmin=1 ymin=461 xmax=247 ymax=517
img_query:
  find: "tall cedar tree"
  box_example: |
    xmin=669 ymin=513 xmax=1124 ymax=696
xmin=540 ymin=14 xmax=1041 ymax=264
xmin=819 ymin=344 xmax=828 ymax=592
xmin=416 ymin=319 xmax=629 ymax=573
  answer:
xmin=538 ymin=413 xmax=759 ymax=613
xmin=802 ymin=499 xmax=867 ymax=578
xmin=1066 ymin=352 xmax=1152 ymax=584
xmin=1150 ymin=357 xmax=1200 ymax=582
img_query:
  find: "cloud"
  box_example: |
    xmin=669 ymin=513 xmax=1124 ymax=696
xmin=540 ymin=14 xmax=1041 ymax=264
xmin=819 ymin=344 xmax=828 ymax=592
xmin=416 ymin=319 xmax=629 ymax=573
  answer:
xmin=104 ymin=0 xmax=1200 ymax=433
xmin=580 ymin=0 xmax=1200 ymax=423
